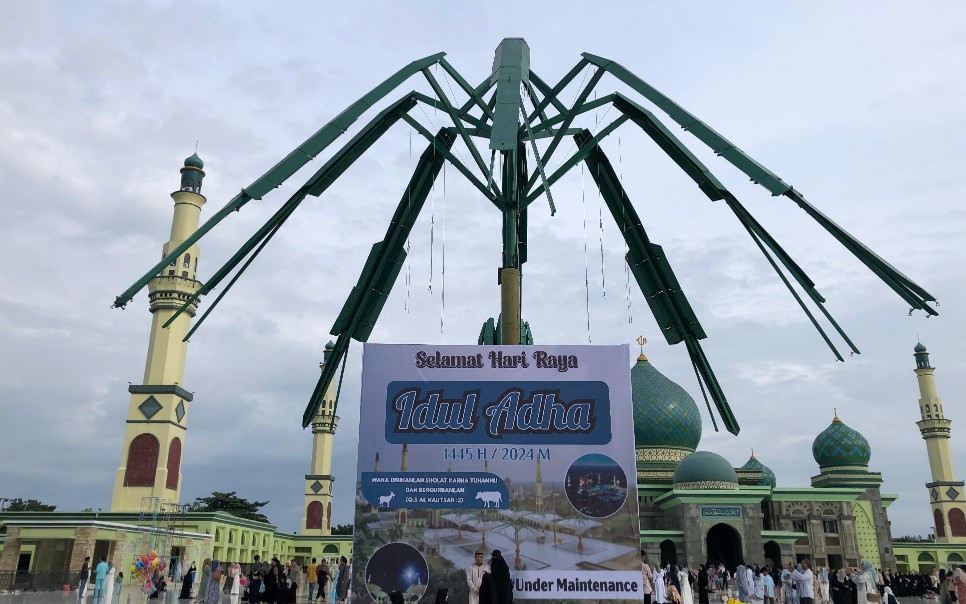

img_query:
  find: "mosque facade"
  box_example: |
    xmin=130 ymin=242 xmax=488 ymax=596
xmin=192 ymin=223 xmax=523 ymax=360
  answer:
xmin=0 ymin=157 xmax=350 ymax=589
xmin=0 ymin=155 xmax=964 ymax=588
xmin=632 ymin=345 xmax=966 ymax=573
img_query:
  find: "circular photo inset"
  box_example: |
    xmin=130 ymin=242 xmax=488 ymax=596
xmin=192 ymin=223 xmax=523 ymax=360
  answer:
xmin=564 ymin=453 xmax=628 ymax=518
xmin=364 ymin=542 xmax=429 ymax=603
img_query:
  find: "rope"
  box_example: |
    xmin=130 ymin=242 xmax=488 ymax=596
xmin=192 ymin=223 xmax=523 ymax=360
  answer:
xmin=619 ymin=132 xmax=633 ymax=324
xmin=405 ymin=129 xmax=412 ymax=312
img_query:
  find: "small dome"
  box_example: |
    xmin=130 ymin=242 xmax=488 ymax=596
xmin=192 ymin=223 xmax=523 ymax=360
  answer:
xmin=184 ymin=153 xmax=204 ymax=169
xmin=915 ymin=342 xmax=928 ymax=353
xmin=740 ymin=453 xmax=777 ymax=487
xmin=673 ymin=451 xmax=738 ymax=490
xmin=812 ymin=416 xmax=871 ymax=469
xmin=632 ymin=358 xmax=702 ymax=452
xmin=325 ymin=340 xmax=336 ymax=350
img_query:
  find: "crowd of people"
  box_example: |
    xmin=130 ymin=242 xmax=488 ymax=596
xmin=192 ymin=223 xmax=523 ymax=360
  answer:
xmin=640 ymin=556 xmax=966 ymax=604
xmin=137 ymin=555 xmax=352 ymax=604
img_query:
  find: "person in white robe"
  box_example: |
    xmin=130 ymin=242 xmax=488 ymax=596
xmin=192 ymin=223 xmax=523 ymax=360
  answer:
xmin=103 ymin=564 xmax=116 ymax=604
xmin=850 ymin=561 xmax=878 ymax=604
xmin=818 ymin=568 xmax=830 ymax=604
xmin=679 ymin=567 xmax=693 ymax=604
xmin=653 ymin=566 xmax=667 ymax=604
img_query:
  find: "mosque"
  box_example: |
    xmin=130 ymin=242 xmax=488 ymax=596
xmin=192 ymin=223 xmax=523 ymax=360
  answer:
xmin=0 ymin=156 xmax=352 ymax=589
xmin=630 ymin=344 xmax=966 ymax=573
xmin=0 ymin=156 xmax=963 ymax=590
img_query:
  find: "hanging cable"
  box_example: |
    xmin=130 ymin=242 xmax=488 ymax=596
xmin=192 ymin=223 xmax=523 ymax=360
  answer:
xmin=594 ymin=92 xmax=606 ymax=297
xmin=429 ymin=90 xmax=437 ymax=294
xmin=581 ymin=162 xmax=592 ymax=343
xmin=441 ymin=160 xmax=447 ymax=332
xmin=619 ymin=132 xmax=633 ymax=324
xmin=405 ymin=129 xmax=412 ymax=312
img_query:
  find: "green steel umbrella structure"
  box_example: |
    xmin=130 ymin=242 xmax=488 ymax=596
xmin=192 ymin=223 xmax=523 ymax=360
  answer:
xmin=113 ymin=39 xmax=937 ymax=435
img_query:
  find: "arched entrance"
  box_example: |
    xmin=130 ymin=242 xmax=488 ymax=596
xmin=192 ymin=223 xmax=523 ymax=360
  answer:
xmin=763 ymin=540 xmax=781 ymax=569
xmin=661 ymin=539 xmax=678 ymax=567
xmin=706 ymin=523 xmax=742 ymax=571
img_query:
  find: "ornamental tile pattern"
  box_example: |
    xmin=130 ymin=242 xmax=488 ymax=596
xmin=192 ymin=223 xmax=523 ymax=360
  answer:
xmin=632 ymin=360 xmax=702 ymax=451
xmin=674 ymin=481 xmax=739 ymax=491
xmin=740 ymin=456 xmax=777 ymax=487
xmin=812 ymin=418 xmax=871 ymax=468
xmin=175 ymin=400 xmax=186 ymax=423
xmin=636 ymin=447 xmax=692 ymax=463
xmin=138 ymin=396 xmax=162 ymax=420
xmin=310 ymin=480 xmax=324 ymax=493
xmin=947 ymin=487 xmax=960 ymax=500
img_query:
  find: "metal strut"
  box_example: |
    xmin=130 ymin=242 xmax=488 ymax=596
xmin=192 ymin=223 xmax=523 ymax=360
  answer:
xmin=303 ymin=129 xmax=456 ymax=426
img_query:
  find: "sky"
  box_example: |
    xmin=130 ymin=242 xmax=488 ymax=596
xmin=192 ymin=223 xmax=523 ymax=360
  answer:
xmin=1 ymin=1 xmax=965 ymax=541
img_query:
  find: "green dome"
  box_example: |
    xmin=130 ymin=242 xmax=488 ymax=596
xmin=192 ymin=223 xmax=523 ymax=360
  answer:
xmin=632 ymin=357 xmax=702 ymax=452
xmin=915 ymin=342 xmax=928 ymax=353
xmin=325 ymin=340 xmax=336 ymax=350
xmin=184 ymin=153 xmax=204 ymax=169
xmin=673 ymin=451 xmax=738 ymax=490
xmin=812 ymin=416 xmax=871 ymax=469
xmin=740 ymin=453 xmax=777 ymax=487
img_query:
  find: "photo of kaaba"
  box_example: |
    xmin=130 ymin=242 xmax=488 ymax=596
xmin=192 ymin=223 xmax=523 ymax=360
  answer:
xmin=564 ymin=453 xmax=628 ymax=518
xmin=364 ymin=542 xmax=430 ymax=603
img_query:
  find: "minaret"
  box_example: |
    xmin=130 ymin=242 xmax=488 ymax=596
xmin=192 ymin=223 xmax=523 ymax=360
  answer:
xmin=110 ymin=154 xmax=207 ymax=512
xmin=401 ymin=444 xmax=409 ymax=472
xmin=302 ymin=341 xmax=340 ymax=535
xmin=374 ymin=452 xmax=380 ymax=473
xmin=913 ymin=343 xmax=966 ymax=543
xmin=535 ymin=456 xmax=544 ymax=513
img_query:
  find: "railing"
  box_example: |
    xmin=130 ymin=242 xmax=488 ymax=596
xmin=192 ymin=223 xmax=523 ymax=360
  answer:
xmin=0 ymin=570 xmax=74 ymax=592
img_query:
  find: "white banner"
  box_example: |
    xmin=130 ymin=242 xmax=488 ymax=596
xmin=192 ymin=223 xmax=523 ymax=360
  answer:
xmin=513 ymin=570 xmax=644 ymax=600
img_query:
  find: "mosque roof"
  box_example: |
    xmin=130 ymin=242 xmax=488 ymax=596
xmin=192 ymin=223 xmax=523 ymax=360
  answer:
xmin=740 ymin=452 xmax=777 ymax=487
xmin=915 ymin=342 xmax=928 ymax=353
xmin=812 ymin=415 xmax=871 ymax=469
xmin=184 ymin=153 xmax=204 ymax=169
xmin=672 ymin=451 xmax=738 ymax=490
xmin=632 ymin=356 xmax=702 ymax=452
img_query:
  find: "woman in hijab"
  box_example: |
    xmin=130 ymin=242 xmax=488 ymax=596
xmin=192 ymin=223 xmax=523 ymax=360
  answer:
xmin=952 ymin=566 xmax=966 ymax=604
xmin=679 ymin=566 xmax=693 ymax=604
xmin=881 ymin=587 xmax=898 ymax=604
xmin=669 ymin=565 xmax=682 ymax=596
xmin=850 ymin=561 xmax=878 ymax=604
xmin=264 ymin=558 xmax=281 ymax=604
xmin=489 ymin=550 xmax=512 ymax=604
xmin=818 ymin=568 xmax=830 ymax=604
xmin=939 ymin=569 xmax=952 ymax=604
xmin=698 ymin=565 xmax=710 ymax=604
xmin=642 ymin=559 xmax=654 ymax=604
xmin=829 ymin=569 xmax=847 ymax=604
xmin=180 ymin=562 xmax=196 ymax=599
xmin=737 ymin=564 xmax=749 ymax=604
xmin=197 ymin=560 xmax=211 ymax=603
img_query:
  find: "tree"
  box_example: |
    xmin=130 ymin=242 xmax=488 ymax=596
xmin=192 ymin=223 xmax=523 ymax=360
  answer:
xmin=4 ymin=498 xmax=56 ymax=512
xmin=331 ymin=524 xmax=353 ymax=535
xmin=192 ymin=491 xmax=269 ymax=523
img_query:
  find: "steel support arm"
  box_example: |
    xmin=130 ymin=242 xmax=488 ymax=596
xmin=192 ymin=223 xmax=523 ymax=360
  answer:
xmin=160 ymin=94 xmax=422 ymax=331
xmin=113 ymin=52 xmax=446 ymax=310
xmin=576 ymin=129 xmax=738 ymax=434
xmin=583 ymin=52 xmax=937 ymax=314
xmin=303 ymin=130 xmax=457 ymax=426
xmin=612 ymin=94 xmax=858 ymax=359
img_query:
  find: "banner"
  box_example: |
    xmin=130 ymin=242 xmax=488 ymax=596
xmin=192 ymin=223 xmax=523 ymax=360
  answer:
xmin=350 ymin=344 xmax=642 ymax=603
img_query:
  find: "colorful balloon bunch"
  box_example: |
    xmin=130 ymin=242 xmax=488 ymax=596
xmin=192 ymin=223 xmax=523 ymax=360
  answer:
xmin=129 ymin=551 xmax=167 ymax=583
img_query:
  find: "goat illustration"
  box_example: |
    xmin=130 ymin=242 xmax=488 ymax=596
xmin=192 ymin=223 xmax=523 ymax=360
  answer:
xmin=378 ymin=492 xmax=396 ymax=508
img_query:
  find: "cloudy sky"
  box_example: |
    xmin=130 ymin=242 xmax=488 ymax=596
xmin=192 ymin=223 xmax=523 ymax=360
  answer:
xmin=1 ymin=2 xmax=965 ymax=541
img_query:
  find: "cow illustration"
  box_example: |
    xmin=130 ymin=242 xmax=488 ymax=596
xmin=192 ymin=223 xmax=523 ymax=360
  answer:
xmin=378 ymin=492 xmax=395 ymax=508
xmin=475 ymin=491 xmax=502 ymax=508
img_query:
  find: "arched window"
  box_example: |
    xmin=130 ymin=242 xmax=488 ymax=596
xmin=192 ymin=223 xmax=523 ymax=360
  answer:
xmin=183 ymin=253 xmax=191 ymax=268
xmin=919 ymin=552 xmax=936 ymax=562
xmin=166 ymin=438 xmax=182 ymax=490
xmin=306 ymin=502 xmax=323 ymax=529
xmin=322 ymin=544 xmax=339 ymax=554
xmin=949 ymin=508 xmax=966 ymax=536
xmin=935 ymin=509 xmax=946 ymax=537
xmin=124 ymin=433 xmax=160 ymax=486
xmin=949 ymin=553 xmax=964 ymax=563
